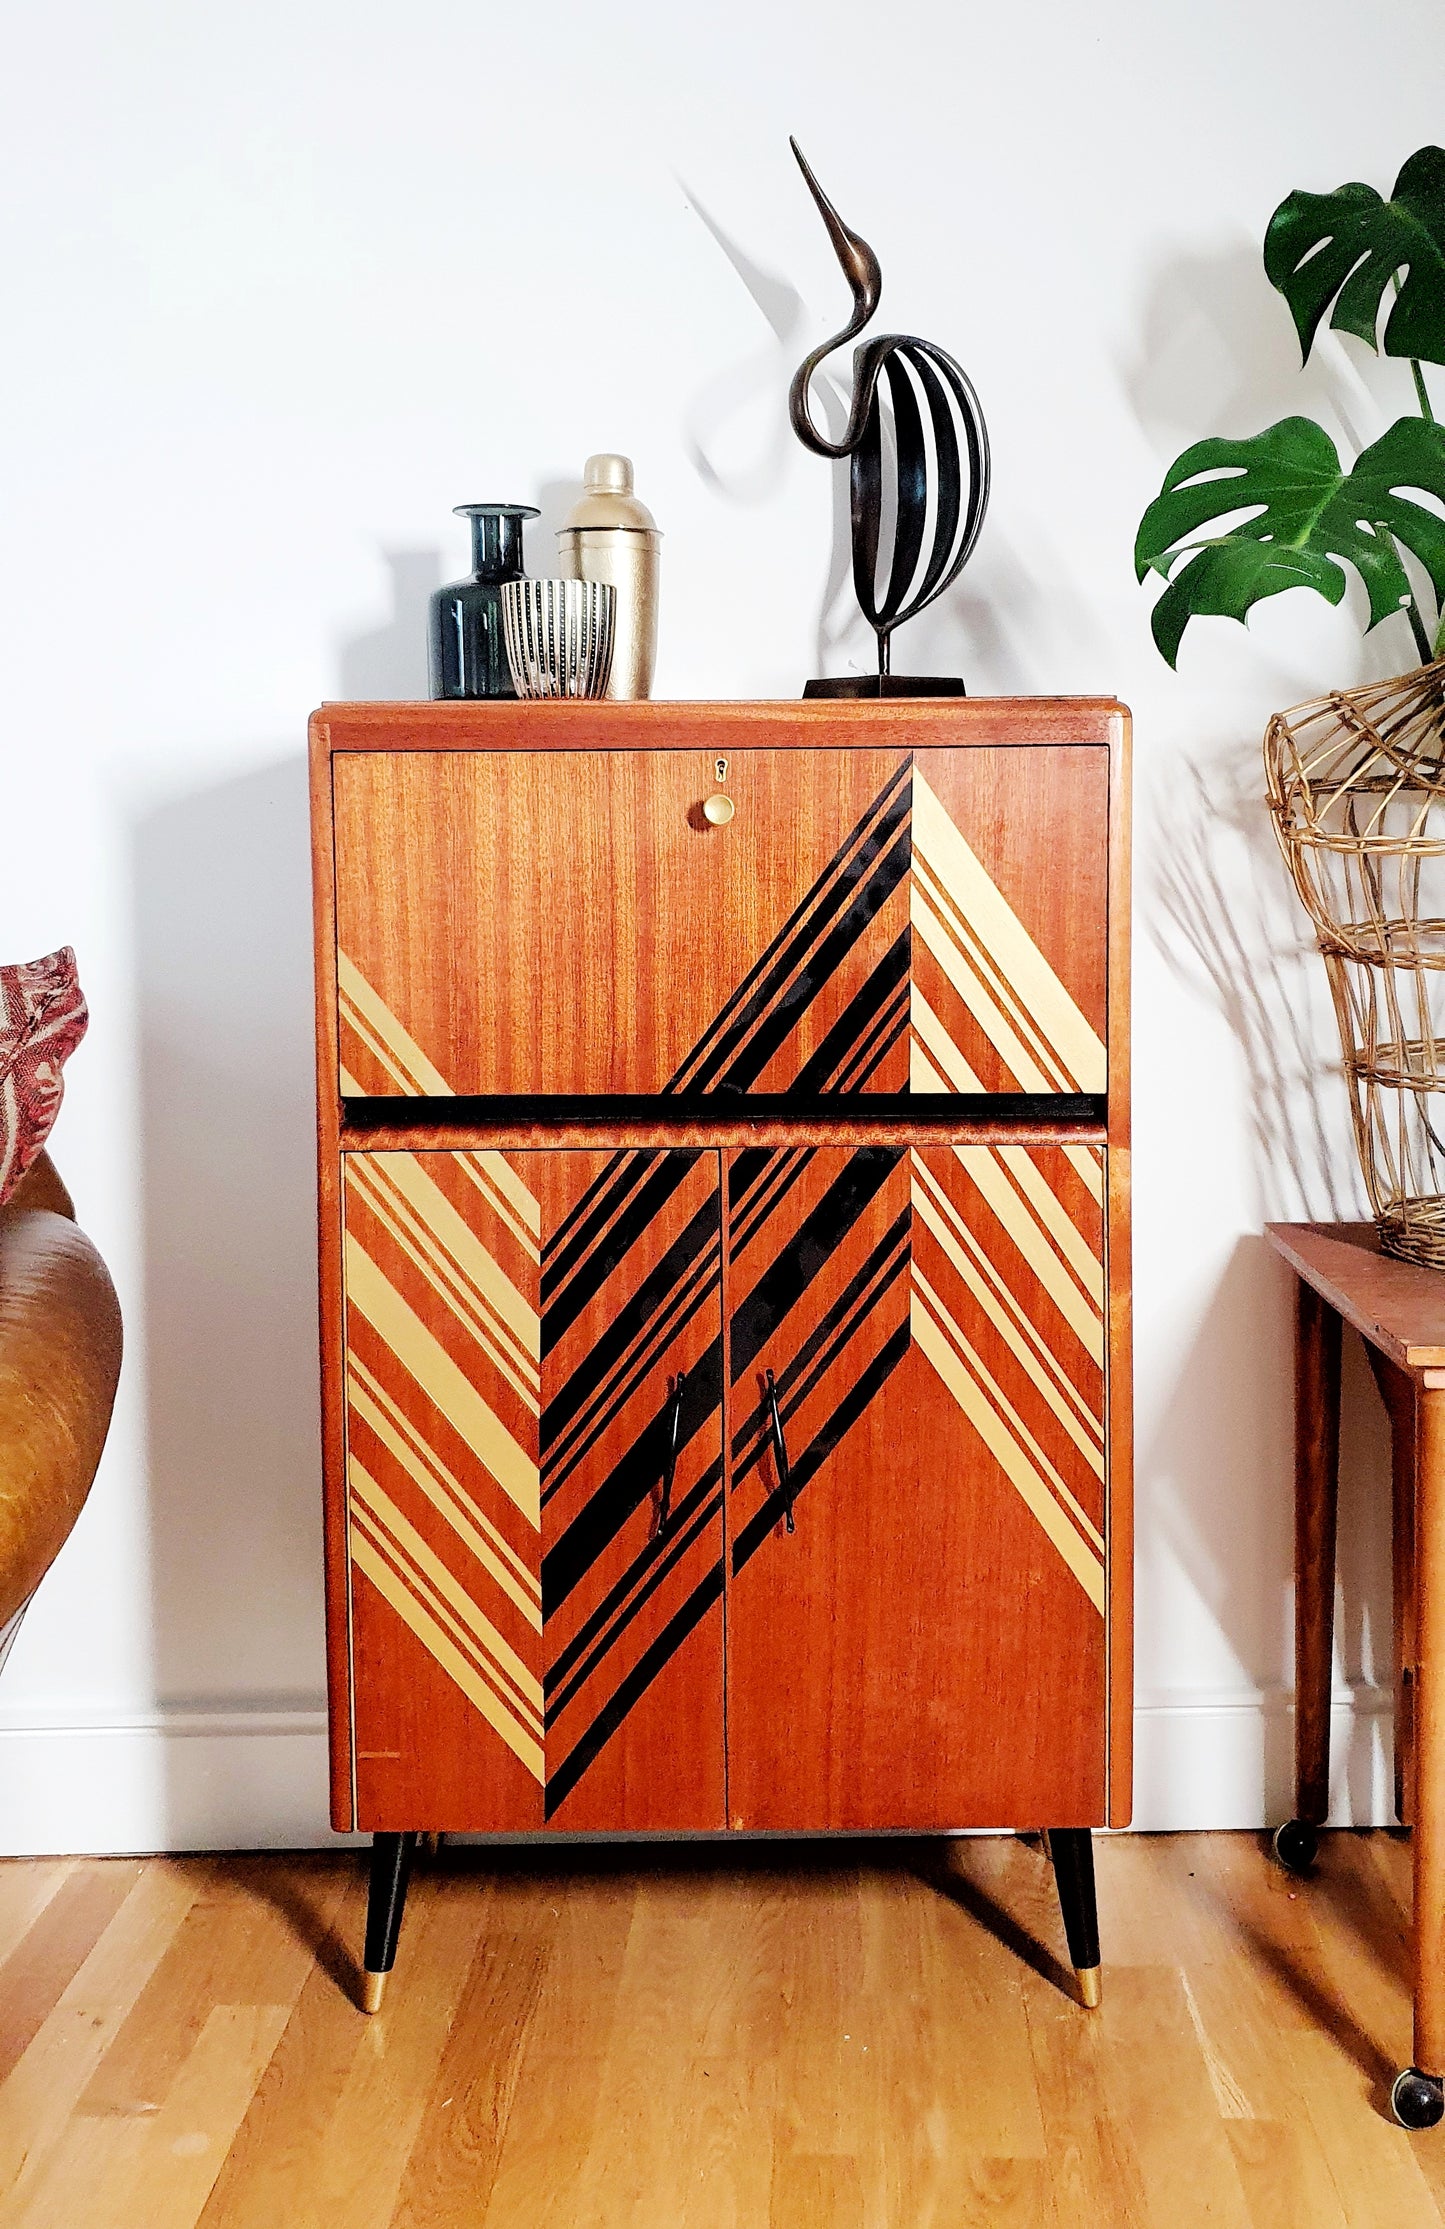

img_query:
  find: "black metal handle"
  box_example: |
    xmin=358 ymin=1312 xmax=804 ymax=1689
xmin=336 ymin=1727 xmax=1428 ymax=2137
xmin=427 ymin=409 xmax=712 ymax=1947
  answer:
xmin=659 ymin=1369 xmax=687 ymax=1529
xmin=765 ymin=1369 xmax=795 ymax=1533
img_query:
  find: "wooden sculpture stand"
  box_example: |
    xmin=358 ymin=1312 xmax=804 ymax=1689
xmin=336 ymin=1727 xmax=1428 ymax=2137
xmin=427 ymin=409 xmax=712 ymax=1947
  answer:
xmin=309 ymin=699 xmax=1133 ymax=2019
xmin=1270 ymin=1220 xmax=1445 ymax=2129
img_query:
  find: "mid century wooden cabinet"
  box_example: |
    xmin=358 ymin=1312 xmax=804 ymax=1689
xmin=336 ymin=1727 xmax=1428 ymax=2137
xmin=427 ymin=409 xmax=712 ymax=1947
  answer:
xmin=309 ymin=698 xmax=1132 ymax=2012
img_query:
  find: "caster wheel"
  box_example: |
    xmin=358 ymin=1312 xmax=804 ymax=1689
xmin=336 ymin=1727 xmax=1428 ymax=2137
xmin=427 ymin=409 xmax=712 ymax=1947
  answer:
xmin=1392 ymin=2068 xmax=1445 ymax=2129
xmin=1272 ymin=1819 xmax=1318 ymax=1876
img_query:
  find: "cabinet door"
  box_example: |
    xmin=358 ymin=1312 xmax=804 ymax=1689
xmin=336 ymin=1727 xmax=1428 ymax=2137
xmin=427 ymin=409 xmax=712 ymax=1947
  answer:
xmin=332 ymin=743 xmax=1105 ymax=1103
xmin=724 ymin=1143 xmax=1107 ymax=1829
xmin=340 ymin=1147 xmax=725 ymax=1830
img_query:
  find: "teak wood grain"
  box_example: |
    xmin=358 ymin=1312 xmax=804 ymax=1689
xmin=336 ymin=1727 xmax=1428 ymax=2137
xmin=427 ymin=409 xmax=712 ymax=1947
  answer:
xmin=724 ymin=1144 xmax=1108 ymax=1830
xmin=328 ymin=739 xmax=1110 ymax=1105
xmin=310 ymin=700 xmax=1133 ymax=1843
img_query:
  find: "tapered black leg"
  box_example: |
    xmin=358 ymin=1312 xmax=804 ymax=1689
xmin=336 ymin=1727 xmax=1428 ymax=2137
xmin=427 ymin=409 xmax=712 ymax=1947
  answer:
xmin=1050 ymin=1828 xmax=1101 ymax=2008
xmin=362 ymin=1831 xmax=415 ymax=2013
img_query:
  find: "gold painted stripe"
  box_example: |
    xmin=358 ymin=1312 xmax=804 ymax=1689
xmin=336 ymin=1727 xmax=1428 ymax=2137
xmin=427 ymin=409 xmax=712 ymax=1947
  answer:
xmin=949 ymin=1146 xmax=1104 ymax=1364
xmin=910 ymin=987 xmax=984 ymax=1094
xmin=455 ymin=1152 xmax=542 ymax=1262
xmin=911 ymin=1156 xmax=1105 ymax=1477
xmin=347 ymin=1354 xmax=542 ymax=1630
xmin=350 ymin=1456 xmax=542 ymax=1714
xmin=339 ymin=1063 xmax=364 ymax=1096
xmin=350 ymin=1528 xmax=544 ymax=1780
xmin=1064 ymin=1142 xmax=1105 ymax=1206
xmin=348 ymin=1162 xmax=540 ymax=1416
xmin=352 ymin=1156 xmax=539 ymax=1399
xmin=374 ymin=1154 xmax=538 ymax=1358
xmin=348 ymin=1351 xmax=539 ymax=1602
xmin=912 ymin=767 xmax=1107 ymax=1093
xmin=466 ymin=1150 xmax=540 ymax=1239
xmin=911 ymin=1277 xmax=1105 ymax=1612
xmin=911 ymin=880 xmax=1056 ymax=1094
xmin=993 ymin=1146 xmax=1104 ymax=1308
xmin=912 ymin=1266 xmax=1104 ymax=1555
xmin=337 ymin=950 xmax=454 ymax=1097
xmin=339 ymin=990 xmax=420 ymax=1097
xmin=912 ymin=849 xmax=1074 ymax=1093
xmin=344 ymin=1234 xmax=540 ymax=1527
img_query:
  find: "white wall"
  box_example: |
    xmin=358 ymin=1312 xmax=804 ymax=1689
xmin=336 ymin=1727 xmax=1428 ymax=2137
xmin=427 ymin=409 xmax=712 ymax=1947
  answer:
xmin=2 ymin=0 xmax=1439 ymax=1850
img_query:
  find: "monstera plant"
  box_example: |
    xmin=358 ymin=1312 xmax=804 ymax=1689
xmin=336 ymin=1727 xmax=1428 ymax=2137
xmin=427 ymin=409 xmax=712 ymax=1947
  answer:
xmin=1135 ymin=146 xmax=1445 ymax=666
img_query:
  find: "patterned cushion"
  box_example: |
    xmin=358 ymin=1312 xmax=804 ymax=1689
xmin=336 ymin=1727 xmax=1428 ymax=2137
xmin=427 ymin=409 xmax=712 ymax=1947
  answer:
xmin=0 ymin=950 xmax=87 ymax=1208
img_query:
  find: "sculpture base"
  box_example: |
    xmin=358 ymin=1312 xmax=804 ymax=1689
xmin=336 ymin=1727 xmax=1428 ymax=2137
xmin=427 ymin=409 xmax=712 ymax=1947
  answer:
xmin=801 ymin=676 xmax=967 ymax=699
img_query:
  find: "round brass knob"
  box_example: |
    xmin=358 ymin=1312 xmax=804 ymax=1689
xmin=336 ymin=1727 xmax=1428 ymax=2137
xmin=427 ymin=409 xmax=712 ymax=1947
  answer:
xmin=702 ymin=793 xmax=735 ymax=826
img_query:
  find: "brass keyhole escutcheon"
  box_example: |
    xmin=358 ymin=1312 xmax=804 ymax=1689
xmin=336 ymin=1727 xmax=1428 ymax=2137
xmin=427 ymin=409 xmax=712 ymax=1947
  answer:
xmin=715 ymin=757 xmax=729 ymax=782
xmin=703 ymin=793 xmax=736 ymax=826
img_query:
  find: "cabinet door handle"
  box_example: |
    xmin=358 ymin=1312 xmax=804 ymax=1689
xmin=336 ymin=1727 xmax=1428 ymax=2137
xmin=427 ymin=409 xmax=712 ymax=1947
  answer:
xmin=764 ymin=1369 xmax=795 ymax=1533
xmin=659 ymin=1369 xmax=687 ymax=1529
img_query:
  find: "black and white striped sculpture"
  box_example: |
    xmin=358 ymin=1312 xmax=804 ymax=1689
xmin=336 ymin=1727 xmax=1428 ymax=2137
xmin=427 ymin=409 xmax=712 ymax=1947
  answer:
xmin=789 ymin=138 xmax=991 ymax=697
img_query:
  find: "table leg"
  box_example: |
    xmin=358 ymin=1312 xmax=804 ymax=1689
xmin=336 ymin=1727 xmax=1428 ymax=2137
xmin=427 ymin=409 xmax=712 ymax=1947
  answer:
xmin=1395 ymin=1388 xmax=1445 ymax=2126
xmin=1275 ymin=1279 xmax=1342 ymax=1876
xmin=1366 ymin=1349 xmax=1417 ymax=1828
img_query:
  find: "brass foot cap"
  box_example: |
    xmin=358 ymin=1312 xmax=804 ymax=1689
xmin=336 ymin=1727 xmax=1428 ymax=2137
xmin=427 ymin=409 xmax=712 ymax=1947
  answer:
xmin=1076 ymin=1965 xmax=1102 ymax=2011
xmin=361 ymin=1969 xmax=389 ymax=2015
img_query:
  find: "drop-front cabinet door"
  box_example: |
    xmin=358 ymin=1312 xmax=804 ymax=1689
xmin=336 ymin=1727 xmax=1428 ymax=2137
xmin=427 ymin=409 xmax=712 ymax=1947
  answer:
xmin=724 ymin=1142 xmax=1108 ymax=1829
xmin=331 ymin=744 xmax=1107 ymax=1102
xmin=339 ymin=1145 xmax=726 ymax=1831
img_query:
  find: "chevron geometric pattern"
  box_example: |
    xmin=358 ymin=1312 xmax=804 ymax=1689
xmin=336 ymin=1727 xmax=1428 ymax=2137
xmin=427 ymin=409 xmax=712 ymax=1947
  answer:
xmin=727 ymin=1142 xmax=1106 ymax=1613
xmin=909 ymin=1143 xmax=1106 ymax=1611
xmin=343 ymin=1151 xmax=544 ymax=1790
xmin=342 ymin=1147 xmax=726 ymax=1826
xmin=336 ymin=757 xmax=1105 ymax=1105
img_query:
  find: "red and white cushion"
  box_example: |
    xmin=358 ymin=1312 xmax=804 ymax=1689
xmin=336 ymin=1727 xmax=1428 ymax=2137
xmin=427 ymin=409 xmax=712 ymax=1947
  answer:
xmin=0 ymin=949 xmax=87 ymax=1208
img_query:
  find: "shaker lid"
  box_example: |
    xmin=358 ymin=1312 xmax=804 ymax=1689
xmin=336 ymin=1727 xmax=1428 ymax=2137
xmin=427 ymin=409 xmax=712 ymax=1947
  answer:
xmin=559 ymin=454 xmax=659 ymax=533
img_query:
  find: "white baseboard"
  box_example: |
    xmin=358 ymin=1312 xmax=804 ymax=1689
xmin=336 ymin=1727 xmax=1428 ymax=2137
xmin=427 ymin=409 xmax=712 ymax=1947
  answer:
xmin=0 ymin=1686 xmax=1398 ymax=1855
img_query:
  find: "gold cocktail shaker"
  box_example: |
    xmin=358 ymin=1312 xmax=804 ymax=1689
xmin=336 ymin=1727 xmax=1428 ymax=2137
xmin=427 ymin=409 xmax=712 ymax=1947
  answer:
xmin=556 ymin=455 xmax=661 ymax=699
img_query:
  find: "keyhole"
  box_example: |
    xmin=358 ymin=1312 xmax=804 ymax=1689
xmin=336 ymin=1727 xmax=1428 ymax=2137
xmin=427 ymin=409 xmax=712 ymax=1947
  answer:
xmin=715 ymin=757 xmax=729 ymax=783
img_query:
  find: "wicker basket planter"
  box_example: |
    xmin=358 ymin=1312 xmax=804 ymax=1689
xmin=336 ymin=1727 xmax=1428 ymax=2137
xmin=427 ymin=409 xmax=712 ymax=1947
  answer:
xmin=1265 ymin=659 xmax=1445 ymax=1267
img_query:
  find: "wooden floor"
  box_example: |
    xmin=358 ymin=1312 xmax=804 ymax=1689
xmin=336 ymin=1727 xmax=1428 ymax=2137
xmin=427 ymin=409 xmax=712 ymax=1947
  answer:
xmin=0 ymin=1830 xmax=1440 ymax=2225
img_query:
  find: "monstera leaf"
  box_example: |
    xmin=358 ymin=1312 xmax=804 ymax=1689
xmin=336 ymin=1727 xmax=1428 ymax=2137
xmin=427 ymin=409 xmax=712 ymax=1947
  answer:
xmin=1265 ymin=145 xmax=1445 ymax=367
xmin=1134 ymin=414 xmax=1445 ymax=667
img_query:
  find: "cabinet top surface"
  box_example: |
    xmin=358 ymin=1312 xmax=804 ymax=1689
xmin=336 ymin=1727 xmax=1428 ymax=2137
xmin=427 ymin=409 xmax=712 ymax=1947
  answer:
xmin=310 ymin=697 xmax=1129 ymax=754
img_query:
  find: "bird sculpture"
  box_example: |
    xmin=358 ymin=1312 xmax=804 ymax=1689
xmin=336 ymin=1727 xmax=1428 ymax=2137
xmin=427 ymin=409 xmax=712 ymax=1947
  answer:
xmin=788 ymin=138 xmax=991 ymax=696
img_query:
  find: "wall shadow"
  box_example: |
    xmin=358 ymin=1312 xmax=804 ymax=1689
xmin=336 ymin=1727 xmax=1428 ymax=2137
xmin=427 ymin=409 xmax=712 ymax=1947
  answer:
xmin=1139 ymin=708 xmax=1394 ymax=1813
xmin=337 ymin=549 xmax=442 ymax=700
xmin=131 ymin=758 xmax=324 ymax=1766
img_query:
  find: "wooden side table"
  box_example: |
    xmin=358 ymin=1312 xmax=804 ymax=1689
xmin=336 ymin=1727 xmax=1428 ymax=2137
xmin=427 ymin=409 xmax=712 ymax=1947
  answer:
xmin=1269 ymin=1220 xmax=1445 ymax=2128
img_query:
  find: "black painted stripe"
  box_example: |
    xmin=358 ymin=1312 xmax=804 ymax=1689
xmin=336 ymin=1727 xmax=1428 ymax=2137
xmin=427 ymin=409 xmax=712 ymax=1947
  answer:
xmin=729 ymin=1148 xmax=903 ymax=1384
xmin=731 ymin=1209 xmax=911 ymax=1466
xmin=729 ymin=1147 xmax=819 ymax=1261
xmin=541 ymin=1150 xmax=662 ymax=1309
xmin=542 ymin=1152 xmax=707 ymax=1350
xmin=666 ymin=758 xmax=913 ymax=1096
xmin=544 ymin=1565 xmax=724 ymax=1817
xmin=545 ymin=1485 xmax=722 ymax=1722
xmin=720 ymin=823 xmax=911 ymax=1094
xmin=541 ymin=1249 xmax=722 ymax=1503
xmin=789 ymin=930 xmax=910 ymax=1097
xmin=542 ymin=1197 xmax=720 ymax=1444
xmin=547 ymin=1148 xmax=647 ymax=1264
xmin=682 ymin=807 xmax=913 ymax=1099
xmin=846 ymin=1005 xmax=909 ymax=1093
xmin=543 ymin=1342 xmax=724 ymax=1611
xmin=545 ymin=1465 xmax=722 ymax=1696
xmin=732 ymin=1321 xmax=911 ymax=1573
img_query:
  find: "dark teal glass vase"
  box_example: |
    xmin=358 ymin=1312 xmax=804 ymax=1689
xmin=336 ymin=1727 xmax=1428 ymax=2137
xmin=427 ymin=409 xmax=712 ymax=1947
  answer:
xmin=428 ymin=504 xmax=539 ymax=699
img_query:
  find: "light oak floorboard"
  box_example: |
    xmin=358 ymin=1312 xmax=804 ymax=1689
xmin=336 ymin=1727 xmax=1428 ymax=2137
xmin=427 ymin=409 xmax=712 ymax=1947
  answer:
xmin=0 ymin=1834 xmax=1443 ymax=2227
